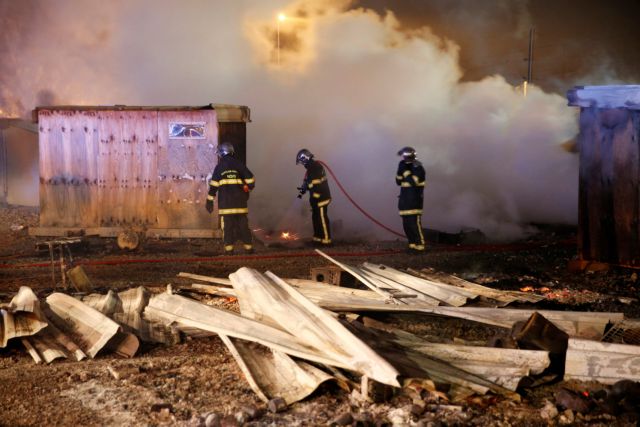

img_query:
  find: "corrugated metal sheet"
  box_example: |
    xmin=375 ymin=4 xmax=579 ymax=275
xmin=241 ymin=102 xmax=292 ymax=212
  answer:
xmin=0 ymin=287 xmax=48 ymax=347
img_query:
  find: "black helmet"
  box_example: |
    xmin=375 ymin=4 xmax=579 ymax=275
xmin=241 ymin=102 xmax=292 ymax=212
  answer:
xmin=296 ymin=148 xmax=314 ymax=165
xmin=397 ymin=146 xmax=417 ymax=160
xmin=217 ymin=142 xmax=234 ymax=157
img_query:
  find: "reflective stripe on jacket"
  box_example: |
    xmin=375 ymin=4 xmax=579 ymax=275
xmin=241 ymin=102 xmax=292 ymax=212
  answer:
xmin=208 ymin=156 xmax=255 ymax=213
xmin=396 ymin=160 xmax=425 ymax=215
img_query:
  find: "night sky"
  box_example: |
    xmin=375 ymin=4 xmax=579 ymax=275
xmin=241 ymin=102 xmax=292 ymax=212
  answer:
xmin=358 ymin=0 xmax=640 ymax=92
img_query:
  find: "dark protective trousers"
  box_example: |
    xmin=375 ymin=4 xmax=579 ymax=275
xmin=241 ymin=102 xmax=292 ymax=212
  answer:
xmin=221 ymin=214 xmax=253 ymax=252
xmin=402 ymin=214 xmax=425 ymax=251
xmin=311 ymin=205 xmax=332 ymax=244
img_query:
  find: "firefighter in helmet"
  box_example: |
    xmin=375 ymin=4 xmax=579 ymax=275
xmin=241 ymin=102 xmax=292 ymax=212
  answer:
xmin=296 ymin=149 xmax=332 ymax=245
xmin=206 ymin=142 xmax=255 ymax=254
xmin=395 ymin=146 xmax=426 ymax=252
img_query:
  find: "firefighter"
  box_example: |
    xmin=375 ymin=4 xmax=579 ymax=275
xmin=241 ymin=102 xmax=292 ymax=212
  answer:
xmin=205 ymin=142 xmax=255 ymax=254
xmin=296 ymin=149 xmax=332 ymax=246
xmin=395 ymin=146 xmax=426 ymax=252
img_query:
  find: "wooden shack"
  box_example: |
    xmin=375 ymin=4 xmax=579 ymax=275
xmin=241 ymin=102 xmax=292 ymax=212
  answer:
xmin=567 ymin=85 xmax=640 ymax=266
xmin=29 ymin=104 xmax=250 ymax=244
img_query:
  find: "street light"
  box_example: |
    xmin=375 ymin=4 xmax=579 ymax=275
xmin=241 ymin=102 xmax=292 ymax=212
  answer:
xmin=277 ymin=13 xmax=286 ymax=65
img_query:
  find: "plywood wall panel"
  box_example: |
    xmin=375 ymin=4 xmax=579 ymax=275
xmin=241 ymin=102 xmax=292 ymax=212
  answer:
xmin=157 ymin=111 xmax=218 ymax=229
xmin=38 ymin=110 xmax=98 ymax=227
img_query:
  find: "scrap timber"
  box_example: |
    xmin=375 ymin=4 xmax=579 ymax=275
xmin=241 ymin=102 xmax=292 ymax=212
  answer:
xmin=565 ymin=338 xmax=640 ymax=383
xmin=2 ymin=257 xmax=639 ymax=408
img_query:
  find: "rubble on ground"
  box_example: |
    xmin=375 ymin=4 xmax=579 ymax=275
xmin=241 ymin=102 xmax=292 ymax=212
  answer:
xmin=2 ymin=251 xmax=639 ymax=425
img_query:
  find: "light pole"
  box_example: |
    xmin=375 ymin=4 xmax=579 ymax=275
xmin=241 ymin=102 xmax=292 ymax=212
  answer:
xmin=277 ymin=13 xmax=286 ymax=65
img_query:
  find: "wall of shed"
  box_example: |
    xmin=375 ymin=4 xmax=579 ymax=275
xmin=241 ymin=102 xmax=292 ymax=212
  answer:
xmin=38 ymin=109 xmax=219 ymax=231
xmin=578 ymin=107 xmax=640 ymax=266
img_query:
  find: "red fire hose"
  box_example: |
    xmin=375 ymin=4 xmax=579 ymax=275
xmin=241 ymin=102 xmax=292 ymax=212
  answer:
xmin=317 ymin=160 xmax=405 ymax=238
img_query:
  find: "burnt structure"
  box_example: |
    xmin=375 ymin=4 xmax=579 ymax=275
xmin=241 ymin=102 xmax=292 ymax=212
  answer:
xmin=568 ymin=85 xmax=640 ymax=266
xmin=29 ymin=104 xmax=250 ymax=241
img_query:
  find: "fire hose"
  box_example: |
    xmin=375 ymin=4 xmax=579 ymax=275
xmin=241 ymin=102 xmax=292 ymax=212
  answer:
xmin=317 ymin=160 xmax=405 ymax=238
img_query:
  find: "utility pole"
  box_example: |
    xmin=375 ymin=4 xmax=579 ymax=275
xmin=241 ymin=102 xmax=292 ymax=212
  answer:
xmin=527 ymin=27 xmax=535 ymax=84
xmin=524 ymin=26 xmax=535 ymax=97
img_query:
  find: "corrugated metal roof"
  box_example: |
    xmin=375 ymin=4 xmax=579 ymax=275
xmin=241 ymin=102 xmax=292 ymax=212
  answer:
xmin=32 ymin=103 xmax=251 ymax=123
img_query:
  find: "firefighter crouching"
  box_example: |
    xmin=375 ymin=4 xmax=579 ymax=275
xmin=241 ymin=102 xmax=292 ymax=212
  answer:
xmin=396 ymin=146 xmax=426 ymax=253
xmin=296 ymin=149 xmax=332 ymax=246
xmin=206 ymin=142 xmax=255 ymax=254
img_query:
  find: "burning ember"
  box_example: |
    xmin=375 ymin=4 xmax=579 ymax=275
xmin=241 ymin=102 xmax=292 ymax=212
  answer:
xmin=280 ymin=231 xmax=299 ymax=240
xmin=252 ymin=228 xmax=302 ymax=246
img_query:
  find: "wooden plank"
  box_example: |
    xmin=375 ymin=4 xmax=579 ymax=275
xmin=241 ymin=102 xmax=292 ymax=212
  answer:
xmin=358 ymin=269 xmax=438 ymax=306
xmin=220 ymin=335 xmax=334 ymax=404
xmin=156 ymin=110 xmax=218 ymax=229
xmin=229 ymin=267 xmax=401 ymax=387
xmin=411 ymin=268 xmax=544 ymax=305
xmin=418 ymin=307 xmax=623 ymax=339
xmin=187 ymin=282 xmax=413 ymax=313
xmin=39 ymin=110 xmax=97 ymax=227
xmin=144 ymin=292 xmax=348 ymax=368
xmin=45 ymin=292 xmax=121 ymax=358
xmin=411 ymin=343 xmax=549 ymax=391
xmin=345 ymin=320 xmax=520 ymax=401
xmin=38 ymin=110 xmax=66 ymax=227
xmin=1 ymin=287 xmax=48 ymax=347
xmin=98 ymin=110 xmax=123 ymax=227
xmin=81 ymin=287 xmax=180 ymax=345
xmin=96 ymin=110 xmax=157 ymax=227
xmin=611 ymin=110 xmax=640 ymax=265
xmin=565 ymin=338 xmax=640 ymax=383
xmin=362 ymin=263 xmax=475 ymax=307
xmin=314 ymin=250 xmax=399 ymax=301
xmin=23 ymin=322 xmax=87 ymax=363
xmin=360 ymin=318 xmax=549 ymax=391
xmin=72 ymin=111 xmax=100 ymax=227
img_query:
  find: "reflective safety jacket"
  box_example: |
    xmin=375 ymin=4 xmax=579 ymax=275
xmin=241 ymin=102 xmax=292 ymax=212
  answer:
xmin=303 ymin=159 xmax=331 ymax=207
xmin=207 ymin=156 xmax=255 ymax=215
xmin=396 ymin=160 xmax=425 ymax=215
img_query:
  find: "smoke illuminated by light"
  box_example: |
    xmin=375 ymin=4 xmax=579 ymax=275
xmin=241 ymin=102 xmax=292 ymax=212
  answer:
xmin=0 ymin=0 xmax=582 ymax=240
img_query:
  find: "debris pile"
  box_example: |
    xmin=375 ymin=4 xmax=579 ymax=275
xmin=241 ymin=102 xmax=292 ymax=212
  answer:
xmin=2 ymin=249 xmax=639 ymax=419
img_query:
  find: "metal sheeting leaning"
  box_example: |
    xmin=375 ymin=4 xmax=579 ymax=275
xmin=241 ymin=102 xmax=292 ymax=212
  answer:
xmin=0 ymin=287 xmax=48 ymax=348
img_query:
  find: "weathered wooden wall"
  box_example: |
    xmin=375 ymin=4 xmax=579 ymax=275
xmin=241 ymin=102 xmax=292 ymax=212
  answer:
xmin=577 ymin=107 xmax=640 ymax=266
xmin=39 ymin=110 xmax=99 ymax=227
xmin=157 ymin=110 xmax=218 ymax=230
xmin=38 ymin=108 xmax=219 ymax=232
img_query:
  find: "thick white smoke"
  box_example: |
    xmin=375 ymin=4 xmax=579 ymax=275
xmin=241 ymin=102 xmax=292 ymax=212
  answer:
xmin=0 ymin=0 xmax=579 ymax=240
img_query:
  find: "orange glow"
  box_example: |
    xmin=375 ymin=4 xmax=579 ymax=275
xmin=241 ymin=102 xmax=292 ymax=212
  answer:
xmin=281 ymin=231 xmax=290 ymax=239
xmin=278 ymin=13 xmax=286 ymax=22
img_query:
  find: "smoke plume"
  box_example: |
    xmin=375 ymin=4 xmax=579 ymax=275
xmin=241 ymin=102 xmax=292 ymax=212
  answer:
xmin=0 ymin=0 xmax=584 ymax=240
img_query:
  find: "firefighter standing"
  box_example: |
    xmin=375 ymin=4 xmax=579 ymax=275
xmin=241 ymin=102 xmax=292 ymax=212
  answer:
xmin=296 ymin=149 xmax=332 ymax=245
xmin=395 ymin=146 xmax=426 ymax=252
xmin=206 ymin=142 xmax=255 ymax=254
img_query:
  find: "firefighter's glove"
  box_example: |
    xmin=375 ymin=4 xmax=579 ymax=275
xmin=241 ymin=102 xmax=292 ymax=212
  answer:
xmin=243 ymin=184 xmax=250 ymax=193
xmin=205 ymin=199 xmax=214 ymax=213
xmin=297 ymin=186 xmax=306 ymax=198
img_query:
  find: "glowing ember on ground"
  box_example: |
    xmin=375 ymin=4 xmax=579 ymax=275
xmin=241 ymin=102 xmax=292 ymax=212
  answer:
xmin=280 ymin=231 xmax=299 ymax=240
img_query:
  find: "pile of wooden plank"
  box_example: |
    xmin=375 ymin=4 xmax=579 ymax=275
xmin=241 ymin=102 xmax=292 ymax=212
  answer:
xmin=2 ymin=252 xmax=639 ymax=407
xmin=0 ymin=286 xmax=178 ymax=363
